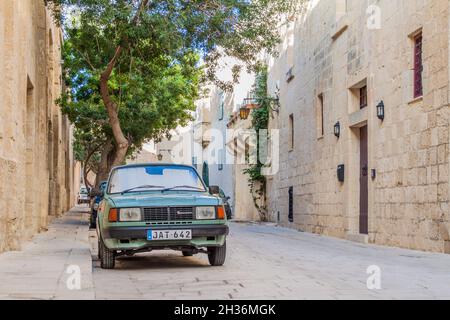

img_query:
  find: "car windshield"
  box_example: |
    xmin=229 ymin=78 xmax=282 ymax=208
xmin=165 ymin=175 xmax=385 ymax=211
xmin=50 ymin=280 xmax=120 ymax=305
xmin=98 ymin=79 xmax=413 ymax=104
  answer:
xmin=108 ymin=165 xmax=206 ymax=194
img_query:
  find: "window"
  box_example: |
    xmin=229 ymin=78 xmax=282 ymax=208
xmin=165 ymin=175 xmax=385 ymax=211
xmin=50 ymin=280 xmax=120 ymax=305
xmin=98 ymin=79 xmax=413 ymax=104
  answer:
xmin=413 ymin=33 xmax=423 ymax=98
xmin=288 ymin=186 xmax=294 ymax=223
xmin=108 ymin=165 xmax=206 ymax=194
xmin=360 ymin=86 xmax=367 ymax=109
xmin=289 ymin=114 xmax=294 ymax=150
xmin=317 ymin=94 xmax=324 ymax=138
xmin=218 ymin=93 xmax=224 ymax=121
xmin=218 ymin=149 xmax=224 ymax=171
xmin=244 ymin=137 xmax=250 ymax=164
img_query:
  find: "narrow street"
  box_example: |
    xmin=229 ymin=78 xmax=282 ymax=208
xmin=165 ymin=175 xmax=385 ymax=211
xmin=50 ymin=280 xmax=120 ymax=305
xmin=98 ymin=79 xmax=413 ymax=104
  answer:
xmin=1 ymin=207 xmax=450 ymax=300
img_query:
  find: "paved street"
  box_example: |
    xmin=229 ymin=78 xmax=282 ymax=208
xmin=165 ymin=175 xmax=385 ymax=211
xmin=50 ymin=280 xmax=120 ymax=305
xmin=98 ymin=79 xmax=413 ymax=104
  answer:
xmin=1 ymin=206 xmax=450 ymax=300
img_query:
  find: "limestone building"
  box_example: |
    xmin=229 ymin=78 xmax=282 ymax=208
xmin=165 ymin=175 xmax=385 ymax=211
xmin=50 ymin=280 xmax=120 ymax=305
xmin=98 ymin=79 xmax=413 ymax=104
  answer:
xmin=264 ymin=0 xmax=450 ymax=253
xmin=154 ymin=57 xmax=259 ymax=221
xmin=192 ymin=60 xmax=258 ymax=221
xmin=0 ymin=0 xmax=77 ymax=252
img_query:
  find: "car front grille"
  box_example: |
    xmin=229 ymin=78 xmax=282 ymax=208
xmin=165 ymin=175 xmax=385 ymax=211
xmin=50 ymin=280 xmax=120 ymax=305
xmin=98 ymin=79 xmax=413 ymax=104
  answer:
xmin=143 ymin=207 xmax=195 ymax=222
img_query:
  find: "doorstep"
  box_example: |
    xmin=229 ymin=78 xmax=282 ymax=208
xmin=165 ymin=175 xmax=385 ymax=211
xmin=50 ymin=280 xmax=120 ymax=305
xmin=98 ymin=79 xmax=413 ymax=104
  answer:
xmin=346 ymin=233 xmax=369 ymax=244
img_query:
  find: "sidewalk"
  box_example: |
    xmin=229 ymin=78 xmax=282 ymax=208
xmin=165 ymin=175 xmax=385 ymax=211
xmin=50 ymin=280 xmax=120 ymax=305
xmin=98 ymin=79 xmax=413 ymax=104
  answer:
xmin=0 ymin=207 xmax=94 ymax=300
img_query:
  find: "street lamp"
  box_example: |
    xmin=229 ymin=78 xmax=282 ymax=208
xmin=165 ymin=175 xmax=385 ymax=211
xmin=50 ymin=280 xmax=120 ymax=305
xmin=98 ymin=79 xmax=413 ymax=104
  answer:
xmin=334 ymin=121 xmax=341 ymax=138
xmin=377 ymin=101 xmax=385 ymax=121
xmin=239 ymin=106 xmax=251 ymax=120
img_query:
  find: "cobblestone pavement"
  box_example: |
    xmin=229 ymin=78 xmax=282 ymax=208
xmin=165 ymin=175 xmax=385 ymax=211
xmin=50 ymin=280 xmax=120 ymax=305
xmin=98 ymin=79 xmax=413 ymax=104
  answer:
xmin=1 ymin=207 xmax=450 ymax=300
xmin=90 ymin=219 xmax=450 ymax=300
xmin=0 ymin=206 xmax=94 ymax=300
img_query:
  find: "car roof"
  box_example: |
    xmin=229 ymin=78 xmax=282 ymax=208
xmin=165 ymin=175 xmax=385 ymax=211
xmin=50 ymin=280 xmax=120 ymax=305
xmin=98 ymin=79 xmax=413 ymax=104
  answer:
xmin=112 ymin=163 xmax=196 ymax=170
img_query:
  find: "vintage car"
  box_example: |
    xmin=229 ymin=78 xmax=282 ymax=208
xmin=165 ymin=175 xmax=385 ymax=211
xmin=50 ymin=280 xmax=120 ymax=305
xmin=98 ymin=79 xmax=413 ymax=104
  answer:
xmin=77 ymin=186 xmax=90 ymax=204
xmin=96 ymin=163 xmax=229 ymax=269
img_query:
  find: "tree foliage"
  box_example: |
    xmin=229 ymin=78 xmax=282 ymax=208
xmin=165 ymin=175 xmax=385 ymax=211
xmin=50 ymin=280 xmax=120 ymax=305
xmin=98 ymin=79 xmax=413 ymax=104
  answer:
xmin=45 ymin=0 xmax=304 ymax=187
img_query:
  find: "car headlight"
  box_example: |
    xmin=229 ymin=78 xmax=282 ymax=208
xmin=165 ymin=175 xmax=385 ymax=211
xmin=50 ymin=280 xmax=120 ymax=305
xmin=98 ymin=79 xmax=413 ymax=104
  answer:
xmin=119 ymin=208 xmax=142 ymax=222
xmin=196 ymin=206 xmax=216 ymax=220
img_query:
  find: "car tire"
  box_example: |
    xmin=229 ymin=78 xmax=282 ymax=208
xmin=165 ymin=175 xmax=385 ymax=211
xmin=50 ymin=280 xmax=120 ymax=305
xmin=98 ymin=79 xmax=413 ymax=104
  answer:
xmin=99 ymin=238 xmax=115 ymax=269
xmin=208 ymin=242 xmax=226 ymax=266
xmin=182 ymin=251 xmax=193 ymax=257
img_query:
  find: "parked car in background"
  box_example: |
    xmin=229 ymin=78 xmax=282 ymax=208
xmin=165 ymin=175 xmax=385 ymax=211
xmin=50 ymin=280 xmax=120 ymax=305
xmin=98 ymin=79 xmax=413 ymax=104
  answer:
xmin=96 ymin=163 xmax=229 ymax=269
xmin=89 ymin=181 xmax=107 ymax=229
xmin=219 ymin=188 xmax=233 ymax=220
xmin=77 ymin=186 xmax=90 ymax=204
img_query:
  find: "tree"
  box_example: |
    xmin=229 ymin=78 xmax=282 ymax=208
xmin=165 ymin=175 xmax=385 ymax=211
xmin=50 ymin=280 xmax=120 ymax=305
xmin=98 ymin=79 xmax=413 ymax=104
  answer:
xmin=46 ymin=0 xmax=304 ymax=187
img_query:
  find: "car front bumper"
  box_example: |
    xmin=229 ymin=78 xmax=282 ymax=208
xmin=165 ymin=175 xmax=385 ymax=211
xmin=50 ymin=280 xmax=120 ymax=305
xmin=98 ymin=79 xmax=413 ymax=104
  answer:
xmin=102 ymin=224 xmax=229 ymax=251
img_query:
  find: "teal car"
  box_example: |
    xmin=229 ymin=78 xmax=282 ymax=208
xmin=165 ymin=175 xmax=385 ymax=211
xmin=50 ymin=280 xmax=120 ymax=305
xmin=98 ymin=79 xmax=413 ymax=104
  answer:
xmin=96 ymin=163 xmax=229 ymax=269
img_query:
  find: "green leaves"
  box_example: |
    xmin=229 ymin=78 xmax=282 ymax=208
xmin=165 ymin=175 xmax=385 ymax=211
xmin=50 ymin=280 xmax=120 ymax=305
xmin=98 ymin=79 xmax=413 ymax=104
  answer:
xmin=45 ymin=0 xmax=304 ymax=171
xmin=243 ymin=66 xmax=269 ymax=183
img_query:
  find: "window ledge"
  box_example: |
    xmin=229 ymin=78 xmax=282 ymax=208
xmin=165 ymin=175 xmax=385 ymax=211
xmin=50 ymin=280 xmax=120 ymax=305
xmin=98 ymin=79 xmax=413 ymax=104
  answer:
xmin=332 ymin=16 xmax=349 ymax=41
xmin=408 ymin=96 xmax=423 ymax=105
xmin=332 ymin=24 xmax=348 ymax=41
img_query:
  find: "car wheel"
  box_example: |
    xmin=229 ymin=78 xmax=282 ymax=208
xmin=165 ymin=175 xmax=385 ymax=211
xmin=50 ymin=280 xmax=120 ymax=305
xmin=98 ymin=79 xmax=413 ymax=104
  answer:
xmin=99 ymin=238 xmax=115 ymax=269
xmin=207 ymin=242 xmax=226 ymax=266
xmin=182 ymin=251 xmax=193 ymax=257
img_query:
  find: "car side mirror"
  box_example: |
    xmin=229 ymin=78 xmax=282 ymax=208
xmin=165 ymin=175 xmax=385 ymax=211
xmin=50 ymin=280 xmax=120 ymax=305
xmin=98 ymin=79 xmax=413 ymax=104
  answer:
xmin=225 ymin=196 xmax=231 ymax=201
xmin=209 ymin=185 xmax=220 ymax=195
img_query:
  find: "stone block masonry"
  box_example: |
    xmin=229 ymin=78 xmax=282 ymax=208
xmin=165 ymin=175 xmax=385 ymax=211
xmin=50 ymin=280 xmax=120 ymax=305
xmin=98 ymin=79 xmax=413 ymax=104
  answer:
xmin=0 ymin=0 xmax=78 ymax=253
xmin=266 ymin=0 xmax=450 ymax=253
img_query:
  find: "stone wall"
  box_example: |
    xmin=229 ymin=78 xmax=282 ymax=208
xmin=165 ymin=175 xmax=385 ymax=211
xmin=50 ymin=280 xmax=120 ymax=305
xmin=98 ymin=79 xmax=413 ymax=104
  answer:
xmin=266 ymin=0 xmax=450 ymax=253
xmin=0 ymin=0 xmax=76 ymax=252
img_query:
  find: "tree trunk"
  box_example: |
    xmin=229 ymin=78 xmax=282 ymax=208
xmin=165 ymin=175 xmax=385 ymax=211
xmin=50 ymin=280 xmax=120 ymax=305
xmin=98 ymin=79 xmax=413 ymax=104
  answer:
xmin=98 ymin=0 xmax=149 ymax=169
xmin=99 ymin=58 xmax=129 ymax=168
xmin=83 ymin=165 xmax=93 ymax=190
xmin=95 ymin=140 xmax=115 ymax=189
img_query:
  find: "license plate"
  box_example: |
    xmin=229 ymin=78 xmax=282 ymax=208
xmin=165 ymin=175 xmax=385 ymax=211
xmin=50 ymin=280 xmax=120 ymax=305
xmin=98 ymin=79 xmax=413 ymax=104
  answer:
xmin=147 ymin=229 xmax=192 ymax=241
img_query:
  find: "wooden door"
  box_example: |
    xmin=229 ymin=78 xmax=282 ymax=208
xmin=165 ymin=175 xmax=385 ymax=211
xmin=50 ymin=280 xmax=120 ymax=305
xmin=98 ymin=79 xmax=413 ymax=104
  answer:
xmin=359 ymin=126 xmax=369 ymax=234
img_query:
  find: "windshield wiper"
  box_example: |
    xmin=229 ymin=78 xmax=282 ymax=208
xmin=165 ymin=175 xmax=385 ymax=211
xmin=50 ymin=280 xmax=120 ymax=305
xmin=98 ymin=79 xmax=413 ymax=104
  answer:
xmin=121 ymin=185 xmax=164 ymax=195
xmin=162 ymin=185 xmax=205 ymax=192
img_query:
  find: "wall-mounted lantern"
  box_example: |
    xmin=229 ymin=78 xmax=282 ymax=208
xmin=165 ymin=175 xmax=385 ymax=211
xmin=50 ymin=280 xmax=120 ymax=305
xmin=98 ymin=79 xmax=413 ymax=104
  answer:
xmin=334 ymin=121 xmax=341 ymax=138
xmin=239 ymin=106 xmax=251 ymax=120
xmin=377 ymin=101 xmax=385 ymax=121
xmin=337 ymin=164 xmax=345 ymax=183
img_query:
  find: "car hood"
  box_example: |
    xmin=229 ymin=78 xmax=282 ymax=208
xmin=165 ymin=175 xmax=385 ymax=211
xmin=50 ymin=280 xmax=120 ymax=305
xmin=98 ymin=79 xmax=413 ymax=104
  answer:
xmin=107 ymin=192 xmax=220 ymax=208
